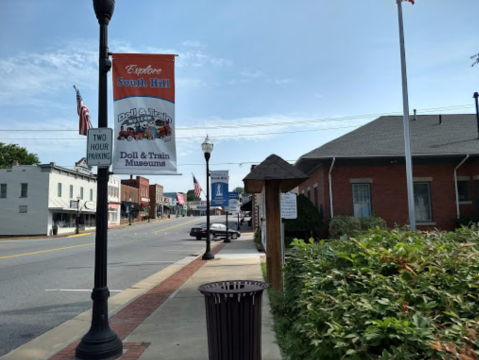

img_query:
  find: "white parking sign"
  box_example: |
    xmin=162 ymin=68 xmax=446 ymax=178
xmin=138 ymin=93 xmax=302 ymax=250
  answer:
xmin=87 ymin=128 xmax=113 ymax=166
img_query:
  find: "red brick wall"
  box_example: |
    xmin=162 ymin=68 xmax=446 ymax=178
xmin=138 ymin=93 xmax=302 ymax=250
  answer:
xmin=298 ymin=161 xmax=479 ymax=232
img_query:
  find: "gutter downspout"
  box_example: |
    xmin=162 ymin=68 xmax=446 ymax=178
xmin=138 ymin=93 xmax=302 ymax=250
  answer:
xmin=329 ymin=157 xmax=336 ymax=218
xmin=454 ymin=154 xmax=469 ymax=219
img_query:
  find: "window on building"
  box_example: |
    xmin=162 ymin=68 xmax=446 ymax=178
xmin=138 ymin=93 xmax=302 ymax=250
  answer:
xmin=90 ymin=189 xmax=93 ymax=201
xmin=414 ymin=183 xmax=432 ymax=222
xmin=352 ymin=183 xmax=371 ymax=218
xmin=80 ymin=187 xmax=84 ymax=200
xmin=314 ymin=187 xmax=318 ymax=208
xmin=0 ymin=184 xmax=6 ymax=198
xmin=307 ymin=190 xmax=311 ymax=201
xmin=124 ymin=191 xmax=127 ymax=200
xmin=20 ymin=183 xmax=28 ymax=198
xmin=57 ymin=183 xmax=62 ymax=197
xmin=70 ymin=185 xmax=73 ymax=198
xmin=457 ymin=181 xmax=469 ymax=202
xmin=19 ymin=205 xmax=27 ymax=213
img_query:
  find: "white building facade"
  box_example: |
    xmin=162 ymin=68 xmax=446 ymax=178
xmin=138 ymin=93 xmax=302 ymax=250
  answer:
xmin=0 ymin=159 xmax=98 ymax=236
xmin=108 ymin=175 xmax=121 ymax=226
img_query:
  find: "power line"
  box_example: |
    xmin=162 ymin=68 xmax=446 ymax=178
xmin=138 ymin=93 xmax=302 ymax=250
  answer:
xmin=0 ymin=103 xmax=474 ymax=133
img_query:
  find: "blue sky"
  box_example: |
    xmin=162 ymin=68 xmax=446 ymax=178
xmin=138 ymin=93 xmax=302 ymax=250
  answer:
xmin=0 ymin=0 xmax=478 ymax=196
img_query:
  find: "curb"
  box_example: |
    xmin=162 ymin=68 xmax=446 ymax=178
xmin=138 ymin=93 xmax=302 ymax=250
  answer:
xmin=0 ymin=241 xmax=224 ymax=360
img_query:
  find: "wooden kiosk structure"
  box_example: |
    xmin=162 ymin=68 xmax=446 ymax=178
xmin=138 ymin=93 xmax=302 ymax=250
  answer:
xmin=243 ymin=154 xmax=308 ymax=290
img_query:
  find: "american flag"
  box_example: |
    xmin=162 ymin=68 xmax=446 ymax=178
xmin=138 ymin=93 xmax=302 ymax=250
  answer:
xmin=75 ymin=86 xmax=93 ymax=136
xmin=193 ymin=175 xmax=202 ymax=198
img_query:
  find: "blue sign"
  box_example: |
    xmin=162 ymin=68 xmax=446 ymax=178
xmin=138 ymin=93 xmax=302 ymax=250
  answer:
xmin=210 ymin=170 xmax=229 ymax=206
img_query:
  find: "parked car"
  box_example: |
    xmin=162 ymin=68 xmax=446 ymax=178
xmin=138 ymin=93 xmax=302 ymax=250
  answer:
xmin=190 ymin=223 xmax=241 ymax=240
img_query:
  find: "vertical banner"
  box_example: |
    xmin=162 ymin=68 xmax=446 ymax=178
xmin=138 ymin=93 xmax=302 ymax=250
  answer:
xmin=111 ymin=54 xmax=177 ymax=174
xmin=211 ymin=170 xmax=229 ymax=207
xmin=228 ymin=192 xmax=239 ymax=213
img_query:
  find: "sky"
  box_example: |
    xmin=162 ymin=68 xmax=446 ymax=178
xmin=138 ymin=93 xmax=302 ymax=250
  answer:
xmin=0 ymin=0 xmax=478 ymax=197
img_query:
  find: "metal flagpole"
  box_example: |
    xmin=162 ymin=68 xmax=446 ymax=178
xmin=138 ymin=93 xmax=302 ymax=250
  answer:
xmin=397 ymin=0 xmax=416 ymax=230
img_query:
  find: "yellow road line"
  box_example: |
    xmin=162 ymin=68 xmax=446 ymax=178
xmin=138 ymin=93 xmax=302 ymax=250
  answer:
xmin=153 ymin=219 xmax=198 ymax=233
xmin=0 ymin=243 xmax=94 ymax=260
xmin=68 ymin=233 xmax=92 ymax=238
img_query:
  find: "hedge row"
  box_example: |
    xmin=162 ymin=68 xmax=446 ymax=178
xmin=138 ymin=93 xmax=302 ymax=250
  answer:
xmin=272 ymin=226 xmax=479 ymax=359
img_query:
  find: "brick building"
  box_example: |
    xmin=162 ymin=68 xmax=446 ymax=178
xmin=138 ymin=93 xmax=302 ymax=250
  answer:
xmin=295 ymin=114 xmax=479 ymax=233
xmin=149 ymin=184 xmax=168 ymax=219
xmin=121 ymin=176 xmax=150 ymax=221
xmin=120 ymin=183 xmax=140 ymax=224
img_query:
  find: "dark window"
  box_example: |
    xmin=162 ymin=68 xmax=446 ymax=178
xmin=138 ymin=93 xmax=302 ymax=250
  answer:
xmin=0 ymin=184 xmax=6 ymax=198
xmin=307 ymin=190 xmax=311 ymax=201
xmin=414 ymin=183 xmax=432 ymax=222
xmin=57 ymin=183 xmax=62 ymax=197
xmin=314 ymin=187 xmax=318 ymax=208
xmin=457 ymin=181 xmax=469 ymax=201
xmin=352 ymin=184 xmax=371 ymax=218
xmin=80 ymin=187 xmax=84 ymax=200
xmin=70 ymin=185 xmax=73 ymax=198
xmin=90 ymin=189 xmax=93 ymax=201
xmin=20 ymin=183 xmax=28 ymax=198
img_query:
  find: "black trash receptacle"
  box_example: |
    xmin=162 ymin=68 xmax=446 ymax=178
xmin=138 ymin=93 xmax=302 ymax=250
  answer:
xmin=198 ymin=280 xmax=269 ymax=360
xmin=52 ymin=226 xmax=58 ymax=235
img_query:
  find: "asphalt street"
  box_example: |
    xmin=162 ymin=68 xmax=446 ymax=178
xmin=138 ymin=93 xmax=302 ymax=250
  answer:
xmin=0 ymin=215 xmax=226 ymax=357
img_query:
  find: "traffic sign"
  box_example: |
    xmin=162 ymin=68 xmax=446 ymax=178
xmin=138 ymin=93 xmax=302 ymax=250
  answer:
xmin=86 ymin=128 xmax=113 ymax=166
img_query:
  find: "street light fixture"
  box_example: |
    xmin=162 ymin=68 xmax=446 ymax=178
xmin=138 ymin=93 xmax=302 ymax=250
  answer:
xmin=76 ymin=196 xmax=81 ymax=234
xmin=128 ymin=197 xmax=132 ymax=226
xmin=201 ymin=135 xmax=214 ymax=260
xmin=75 ymin=1 xmax=123 ymax=359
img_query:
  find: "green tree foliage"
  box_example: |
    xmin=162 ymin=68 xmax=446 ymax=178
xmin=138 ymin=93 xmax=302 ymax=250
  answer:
xmin=232 ymin=186 xmax=250 ymax=197
xmin=0 ymin=143 xmax=40 ymax=169
xmin=283 ymin=194 xmax=323 ymax=240
xmin=186 ymin=189 xmax=200 ymax=201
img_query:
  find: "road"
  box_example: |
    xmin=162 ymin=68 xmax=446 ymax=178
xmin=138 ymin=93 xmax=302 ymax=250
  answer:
xmin=0 ymin=215 xmax=225 ymax=357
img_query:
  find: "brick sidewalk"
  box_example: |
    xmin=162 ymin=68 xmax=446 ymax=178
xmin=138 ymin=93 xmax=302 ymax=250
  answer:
xmin=48 ymin=243 xmax=225 ymax=360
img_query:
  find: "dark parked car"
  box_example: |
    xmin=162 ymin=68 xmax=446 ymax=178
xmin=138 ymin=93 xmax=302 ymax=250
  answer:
xmin=190 ymin=223 xmax=241 ymax=240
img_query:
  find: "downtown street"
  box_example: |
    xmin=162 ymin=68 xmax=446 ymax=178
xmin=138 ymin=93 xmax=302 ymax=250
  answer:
xmin=0 ymin=216 xmax=221 ymax=357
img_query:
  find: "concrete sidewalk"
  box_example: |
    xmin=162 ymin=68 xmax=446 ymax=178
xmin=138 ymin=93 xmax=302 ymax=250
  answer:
xmin=1 ymin=234 xmax=281 ymax=360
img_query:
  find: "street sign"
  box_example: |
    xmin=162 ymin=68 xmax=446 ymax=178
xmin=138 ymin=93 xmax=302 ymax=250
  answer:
xmin=84 ymin=201 xmax=96 ymax=210
xmin=86 ymin=128 xmax=113 ymax=166
xmin=228 ymin=192 xmax=239 ymax=213
xmin=281 ymin=192 xmax=297 ymax=219
xmin=70 ymin=200 xmax=79 ymax=209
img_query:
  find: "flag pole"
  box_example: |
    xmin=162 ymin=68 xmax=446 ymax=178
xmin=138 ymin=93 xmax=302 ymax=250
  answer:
xmin=397 ymin=0 xmax=416 ymax=230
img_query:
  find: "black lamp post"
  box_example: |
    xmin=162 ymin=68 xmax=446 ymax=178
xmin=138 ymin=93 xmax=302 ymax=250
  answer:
xmin=75 ymin=196 xmax=81 ymax=234
xmin=128 ymin=198 xmax=132 ymax=226
xmin=202 ymin=135 xmax=215 ymax=260
xmin=75 ymin=1 xmax=123 ymax=359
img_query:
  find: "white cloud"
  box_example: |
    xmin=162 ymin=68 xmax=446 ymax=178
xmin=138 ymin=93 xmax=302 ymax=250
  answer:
xmin=229 ymin=70 xmax=295 ymax=85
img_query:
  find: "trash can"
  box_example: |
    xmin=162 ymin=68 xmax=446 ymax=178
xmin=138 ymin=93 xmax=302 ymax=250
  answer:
xmin=52 ymin=226 xmax=58 ymax=235
xmin=198 ymin=280 xmax=269 ymax=360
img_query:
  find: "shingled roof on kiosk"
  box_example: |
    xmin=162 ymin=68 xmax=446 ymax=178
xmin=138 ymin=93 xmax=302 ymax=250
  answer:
xmin=243 ymin=154 xmax=309 ymax=193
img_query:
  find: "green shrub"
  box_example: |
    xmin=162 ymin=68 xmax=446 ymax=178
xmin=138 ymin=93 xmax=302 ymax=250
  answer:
xmin=284 ymin=194 xmax=323 ymax=240
xmin=455 ymin=216 xmax=474 ymax=229
xmin=254 ymin=227 xmax=261 ymax=245
xmin=329 ymin=215 xmax=361 ymax=239
xmin=359 ymin=216 xmax=387 ymax=231
xmin=272 ymin=226 xmax=479 ymax=360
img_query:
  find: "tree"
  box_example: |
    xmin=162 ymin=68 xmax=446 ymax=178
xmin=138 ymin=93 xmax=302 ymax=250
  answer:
xmin=284 ymin=194 xmax=323 ymax=241
xmin=0 ymin=143 xmax=40 ymax=169
xmin=187 ymin=189 xmax=200 ymax=201
xmin=232 ymin=186 xmax=250 ymax=198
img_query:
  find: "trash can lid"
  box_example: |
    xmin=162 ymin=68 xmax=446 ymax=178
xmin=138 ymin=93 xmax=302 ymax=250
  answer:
xmin=198 ymin=280 xmax=268 ymax=295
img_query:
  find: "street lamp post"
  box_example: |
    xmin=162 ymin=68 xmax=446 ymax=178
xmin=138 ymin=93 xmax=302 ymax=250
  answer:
xmin=75 ymin=1 xmax=123 ymax=359
xmin=202 ymin=135 xmax=215 ymax=260
xmin=128 ymin=198 xmax=132 ymax=226
xmin=76 ymin=196 xmax=81 ymax=234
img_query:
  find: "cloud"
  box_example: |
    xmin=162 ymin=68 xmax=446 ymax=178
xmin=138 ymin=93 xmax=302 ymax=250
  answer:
xmin=229 ymin=70 xmax=296 ymax=85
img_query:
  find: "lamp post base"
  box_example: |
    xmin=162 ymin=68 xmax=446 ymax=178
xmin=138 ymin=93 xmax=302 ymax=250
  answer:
xmin=75 ymin=334 xmax=123 ymax=360
xmin=202 ymin=251 xmax=215 ymax=260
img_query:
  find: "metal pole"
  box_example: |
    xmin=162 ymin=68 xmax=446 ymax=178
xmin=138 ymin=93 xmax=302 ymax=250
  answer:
xmin=397 ymin=0 xmax=416 ymax=230
xmin=237 ymin=211 xmax=240 ymax=230
xmin=76 ymin=1 xmax=122 ymax=359
xmin=202 ymin=153 xmax=214 ymax=260
xmin=473 ymin=92 xmax=479 ymax=139
xmin=225 ymin=209 xmax=230 ymax=243
xmin=76 ymin=199 xmax=80 ymax=234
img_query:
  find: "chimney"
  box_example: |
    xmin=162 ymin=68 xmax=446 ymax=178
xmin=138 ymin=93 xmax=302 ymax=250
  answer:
xmin=439 ymin=115 xmax=442 ymax=125
xmin=413 ymin=109 xmax=416 ymax=121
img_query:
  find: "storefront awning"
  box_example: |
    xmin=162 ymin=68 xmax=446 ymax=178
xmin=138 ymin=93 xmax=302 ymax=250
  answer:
xmin=240 ymin=200 xmax=252 ymax=211
xmin=121 ymin=201 xmax=144 ymax=212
